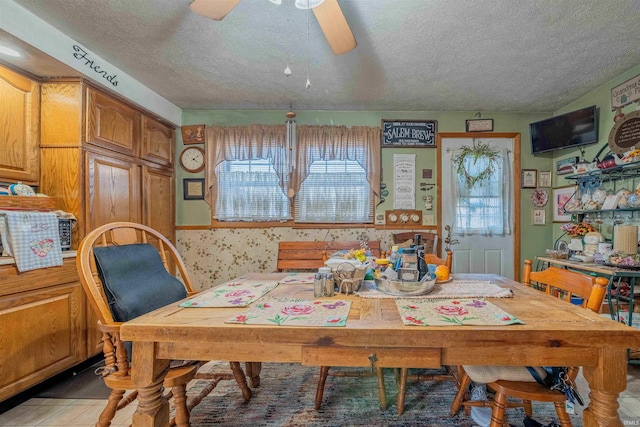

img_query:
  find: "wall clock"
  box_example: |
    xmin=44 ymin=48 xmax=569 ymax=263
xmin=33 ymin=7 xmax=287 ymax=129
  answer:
xmin=179 ymin=146 xmax=205 ymax=173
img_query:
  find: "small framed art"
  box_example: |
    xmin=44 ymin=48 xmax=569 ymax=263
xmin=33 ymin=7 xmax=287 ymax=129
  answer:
xmin=532 ymin=209 xmax=546 ymax=226
xmin=465 ymin=119 xmax=494 ymax=132
xmin=521 ymin=169 xmax=537 ymax=188
xmin=552 ymin=185 xmax=576 ymax=222
xmin=538 ymin=171 xmax=552 ymax=187
xmin=183 ymin=178 xmax=205 ymax=200
xmin=181 ymin=124 xmax=205 ymax=144
xmin=556 ymin=157 xmax=579 ymax=175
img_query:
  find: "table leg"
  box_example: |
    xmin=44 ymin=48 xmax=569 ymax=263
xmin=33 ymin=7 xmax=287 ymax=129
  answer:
xmin=581 ymin=347 xmax=626 ymax=427
xmin=131 ymin=341 xmax=170 ymax=427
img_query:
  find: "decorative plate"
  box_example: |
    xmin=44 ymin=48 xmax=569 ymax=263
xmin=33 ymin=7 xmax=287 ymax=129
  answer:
xmin=531 ymin=188 xmax=549 ymax=207
xmin=9 ymin=182 xmax=35 ymax=196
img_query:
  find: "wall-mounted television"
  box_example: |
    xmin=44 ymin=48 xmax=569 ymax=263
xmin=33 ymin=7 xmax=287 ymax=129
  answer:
xmin=530 ymin=105 xmax=598 ymax=155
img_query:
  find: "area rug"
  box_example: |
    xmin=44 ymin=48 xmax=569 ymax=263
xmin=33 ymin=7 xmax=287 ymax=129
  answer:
xmin=186 ymin=361 xmax=583 ymax=426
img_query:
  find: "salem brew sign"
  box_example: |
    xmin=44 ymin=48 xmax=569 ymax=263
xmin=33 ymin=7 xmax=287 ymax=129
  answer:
xmin=381 ymin=120 xmax=437 ymax=147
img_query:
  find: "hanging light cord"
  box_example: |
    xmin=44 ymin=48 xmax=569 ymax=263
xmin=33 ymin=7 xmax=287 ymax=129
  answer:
xmin=306 ymin=0 xmax=311 ymax=90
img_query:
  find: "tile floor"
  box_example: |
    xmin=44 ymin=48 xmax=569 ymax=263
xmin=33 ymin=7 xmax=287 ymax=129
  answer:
xmin=0 ymin=366 xmax=639 ymax=426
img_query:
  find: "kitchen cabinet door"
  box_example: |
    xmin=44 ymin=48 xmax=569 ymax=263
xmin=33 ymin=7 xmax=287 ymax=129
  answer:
xmin=141 ymin=116 xmax=174 ymax=167
xmin=142 ymin=164 xmax=175 ymax=242
xmin=0 ymin=65 xmax=40 ymax=184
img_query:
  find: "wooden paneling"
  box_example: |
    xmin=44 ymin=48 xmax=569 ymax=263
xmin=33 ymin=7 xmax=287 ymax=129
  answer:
xmin=142 ymin=164 xmax=175 ymax=241
xmin=141 ymin=116 xmax=174 ymax=167
xmin=40 ymin=82 xmax=83 ymax=147
xmin=0 ymin=65 xmax=40 ymax=184
xmin=86 ymin=87 xmax=140 ymax=157
xmin=85 ymin=150 xmax=141 ymax=231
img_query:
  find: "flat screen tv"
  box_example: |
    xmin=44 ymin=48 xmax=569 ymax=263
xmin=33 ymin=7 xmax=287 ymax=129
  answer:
xmin=530 ymin=105 xmax=598 ymax=155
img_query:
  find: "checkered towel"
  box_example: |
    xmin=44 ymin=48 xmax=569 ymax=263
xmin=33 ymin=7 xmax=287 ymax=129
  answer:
xmin=0 ymin=211 xmax=63 ymax=272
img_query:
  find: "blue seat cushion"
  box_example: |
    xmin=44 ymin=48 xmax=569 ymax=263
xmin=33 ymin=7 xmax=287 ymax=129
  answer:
xmin=93 ymin=243 xmax=187 ymax=322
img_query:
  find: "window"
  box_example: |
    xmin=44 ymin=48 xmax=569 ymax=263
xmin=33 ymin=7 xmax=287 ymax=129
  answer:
xmin=215 ymin=159 xmax=291 ymax=221
xmin=295 ymin=159 xmax=372 ymax=223
xmin=453 ymin=150 xmax=511 ymax=235
xmin=205 ymin=124 xmax=381 ymax=227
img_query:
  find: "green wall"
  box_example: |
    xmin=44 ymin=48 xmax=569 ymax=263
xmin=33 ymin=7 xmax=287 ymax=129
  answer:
xmin=551 ymin=63 xmax=640 ymax=245
xmin=176 ymin=62 xmax=640 ymax=273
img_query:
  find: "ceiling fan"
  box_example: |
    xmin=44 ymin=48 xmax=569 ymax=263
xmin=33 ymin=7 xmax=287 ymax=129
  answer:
xmin=189 ymin=0 xmax=357 ymax=55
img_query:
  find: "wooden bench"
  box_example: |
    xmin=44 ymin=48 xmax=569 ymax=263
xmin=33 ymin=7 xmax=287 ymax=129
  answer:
xmin=276 ymin=241 xmax=381 ymax=271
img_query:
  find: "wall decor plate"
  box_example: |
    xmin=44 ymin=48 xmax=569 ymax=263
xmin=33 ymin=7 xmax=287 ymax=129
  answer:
xmin=531 ymin=188 xmax=549 ymax=207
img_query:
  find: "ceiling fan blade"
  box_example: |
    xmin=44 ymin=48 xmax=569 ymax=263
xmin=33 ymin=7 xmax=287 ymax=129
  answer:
xmin=189 ymin=0 xmax=240 ymax=21
xmin=312 ymin=0 xmax=357 ymax=55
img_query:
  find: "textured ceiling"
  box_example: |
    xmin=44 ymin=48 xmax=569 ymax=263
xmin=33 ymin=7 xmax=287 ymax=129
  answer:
xmin=6 ymin=0 xmax=640 ymax=112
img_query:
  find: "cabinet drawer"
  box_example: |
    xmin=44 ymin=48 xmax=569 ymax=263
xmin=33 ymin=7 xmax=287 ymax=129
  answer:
xmin=86 ymin=87 xmax=140 ymax=156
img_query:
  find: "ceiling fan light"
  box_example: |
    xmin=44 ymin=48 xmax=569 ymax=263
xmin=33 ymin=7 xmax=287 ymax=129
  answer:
xmin=295 ymin=0 xmax=324 ymax=10
xmin=268 ymin=0 xmax=282 ymax=4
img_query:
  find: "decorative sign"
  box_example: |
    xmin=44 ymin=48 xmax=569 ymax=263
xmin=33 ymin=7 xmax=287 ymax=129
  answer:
xmin=608 ymin=110 xmax=640 ymax=154
xmin=466 ymin=119 xmax=494 ymax=132
xmin=72 ymin=45 xmax=119 ymax=87
xmin=611 ymin=74 xmax=640 ymax=110
xmin=382 ymin=120 xmax=437 ymax=147
xmin=393 ymin=154 xmax=416 ymax=209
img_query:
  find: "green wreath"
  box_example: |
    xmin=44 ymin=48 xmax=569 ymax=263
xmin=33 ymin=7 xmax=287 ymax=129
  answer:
xmin=453 ymin=142 xmax=500 ymax=188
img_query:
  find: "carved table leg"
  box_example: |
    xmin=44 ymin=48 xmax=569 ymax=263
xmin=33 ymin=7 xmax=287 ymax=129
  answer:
xmin=582 ymin=347 xmax=626 ymax=427
xmin=131 ymin=342 xmax=170 ymax=427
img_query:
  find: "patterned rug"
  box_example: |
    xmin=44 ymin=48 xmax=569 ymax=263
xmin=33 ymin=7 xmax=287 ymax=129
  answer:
xmin=186 ymin=361 xmax=583 ymax=426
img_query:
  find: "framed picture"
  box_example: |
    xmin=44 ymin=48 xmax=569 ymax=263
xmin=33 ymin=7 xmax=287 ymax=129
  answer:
xmin=181 ymin=124 xmax=205 ymax=144
xmin=532 ymin=209 xmax=546 ymax=226
xmin=538 ymin=170 xmax=552 ymax=187
xmin=521 ymin=169 xmax=537 ymax=188
xmin=381 ymin=119 xmax=437 ymax=147
xmin=556 ymin=156 xmax=579 ymax=175
xmin=465 ymin=119 xmax=494 ymax=132
xmin=183 ymin=178 xmax=205 ymax=200
xmin=552 ymin=185 xmax=577 ymax=222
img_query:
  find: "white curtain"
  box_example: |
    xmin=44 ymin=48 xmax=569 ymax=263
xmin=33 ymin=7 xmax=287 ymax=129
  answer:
xmin=448 ymin=147 xmax=512 ymax=236
xmin=215 ymin=169 xmax=291 ymax=221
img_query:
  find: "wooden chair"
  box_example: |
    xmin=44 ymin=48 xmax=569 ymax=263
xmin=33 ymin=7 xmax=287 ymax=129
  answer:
xmin=392 ymin=231 xmax=438 ymax=254
xmin=450 ymin=259 xmax=608 ymax=426
xmin=76 ymin=222 xmax=257 ymax=427
xmin=276 ymin=240 xmax=381 ymax=271
xmin=393 ymin=249 xmax=454 ymax=415
xmin=275 ymin=240 xmax=390 ymax=409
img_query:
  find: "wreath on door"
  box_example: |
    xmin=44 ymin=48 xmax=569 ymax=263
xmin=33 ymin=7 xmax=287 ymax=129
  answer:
xmin=453 ymin=141 xmax=500 ymax=188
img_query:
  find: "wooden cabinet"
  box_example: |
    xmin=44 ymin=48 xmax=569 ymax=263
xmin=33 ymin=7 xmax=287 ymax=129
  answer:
xmin=0 ymin=65 xmax=40 ymax=184
xmin=38 ymin=80 xmax=176 ymax=364
xmin=0 ymin=77 xmax=176 ymax=402
xmin=85 ymin=149 xmax=141 ymax=230
xmin=142 ymin=116 xmax=174 ymax=167
xmin=142 ymin=164 xmax=175 ymax=241
xmin=0 ymin=258 xmax=85 ymax=402
xmin=86 ymin=87 xmax=140 ymax=157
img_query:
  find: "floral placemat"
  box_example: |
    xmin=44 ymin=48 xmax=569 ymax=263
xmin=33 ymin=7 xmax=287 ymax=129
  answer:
xmin=356 ymin=280 xmax=513 ymax=299
xmin=279 ymin=273 xmax=316 ymax=285
xmin=179 ymin=280 xmax=279 ymax=307
xmin=396 ymin=298 xmax=524 ymax=326
xmin=225 ymin=297 xmax=351 ymax=327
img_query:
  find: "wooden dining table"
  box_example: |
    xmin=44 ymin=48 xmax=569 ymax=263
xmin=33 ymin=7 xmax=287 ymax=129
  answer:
xmin=120 ymin=273 xmax=640 ymax=427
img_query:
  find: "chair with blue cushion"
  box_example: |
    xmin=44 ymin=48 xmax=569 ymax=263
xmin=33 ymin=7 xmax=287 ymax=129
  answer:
xmin=77 ymin=222 xmax=257 ymax=427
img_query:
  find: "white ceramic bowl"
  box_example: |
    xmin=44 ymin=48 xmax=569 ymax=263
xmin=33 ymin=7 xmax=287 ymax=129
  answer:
xmin=374 ymin=277 xmax=436 ymax=296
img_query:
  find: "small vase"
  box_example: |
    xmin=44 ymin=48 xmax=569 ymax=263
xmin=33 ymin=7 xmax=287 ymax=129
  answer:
xmin=568 ymin=238 xmax=584 ymax=252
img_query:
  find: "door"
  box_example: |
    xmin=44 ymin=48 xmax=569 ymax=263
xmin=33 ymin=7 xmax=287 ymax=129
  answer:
xmin=439 ymin=133 xmax=520 ymax=279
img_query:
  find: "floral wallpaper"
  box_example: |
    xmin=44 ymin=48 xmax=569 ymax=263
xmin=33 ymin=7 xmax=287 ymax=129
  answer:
xmin=176 ymin=228 xmax=417 ymax=290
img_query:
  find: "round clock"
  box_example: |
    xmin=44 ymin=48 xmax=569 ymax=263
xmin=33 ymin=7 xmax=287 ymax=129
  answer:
xmin=179 ymin=146 xmax=205 ymax=173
